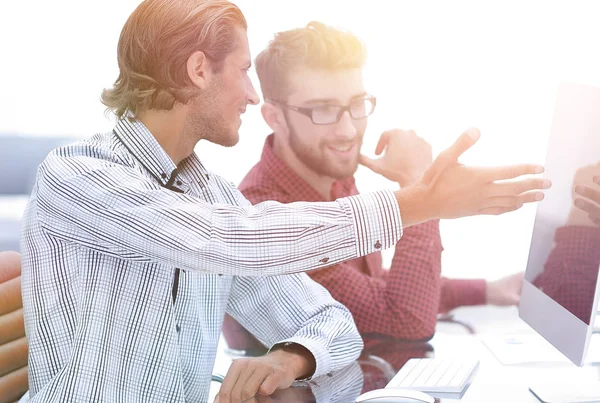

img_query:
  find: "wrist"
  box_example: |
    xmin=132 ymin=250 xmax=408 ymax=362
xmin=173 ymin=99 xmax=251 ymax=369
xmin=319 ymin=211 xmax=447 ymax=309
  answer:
xmin=270 ymin=344 xmax=315 ymax=380
xmin=394 ymin=184 xmax=435 ymax=227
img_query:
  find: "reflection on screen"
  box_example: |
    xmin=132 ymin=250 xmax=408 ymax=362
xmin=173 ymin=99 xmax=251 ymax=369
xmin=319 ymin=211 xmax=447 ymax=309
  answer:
xmin=524 ymin=83 xmax=600 ymax=326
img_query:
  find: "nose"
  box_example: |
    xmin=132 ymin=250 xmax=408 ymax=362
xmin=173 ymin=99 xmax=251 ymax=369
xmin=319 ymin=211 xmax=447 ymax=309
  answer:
xmin=246 ymin=76 xmax=260 ymax=106
xmin=333 ymin=110 xmax=358 ymax=139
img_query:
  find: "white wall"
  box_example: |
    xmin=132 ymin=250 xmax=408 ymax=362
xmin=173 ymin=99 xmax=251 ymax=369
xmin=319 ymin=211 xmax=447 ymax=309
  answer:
xmin=2 ymin=0 xmax=600 ymax=280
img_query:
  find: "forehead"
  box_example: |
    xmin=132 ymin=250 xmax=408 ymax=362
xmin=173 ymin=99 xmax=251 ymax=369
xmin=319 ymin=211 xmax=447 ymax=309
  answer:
xmin=286 ymin=67 xmax=365 ymax=104
xmin=227 ymin=26 xmax=251 ymax=63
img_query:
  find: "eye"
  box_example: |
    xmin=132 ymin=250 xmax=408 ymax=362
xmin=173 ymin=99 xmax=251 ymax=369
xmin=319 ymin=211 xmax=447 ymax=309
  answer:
xmin=314 ymin=105 xmax=337 ymax=114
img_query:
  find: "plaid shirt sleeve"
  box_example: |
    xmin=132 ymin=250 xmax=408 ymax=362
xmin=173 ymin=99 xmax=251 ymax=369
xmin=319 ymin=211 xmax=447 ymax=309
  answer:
xmin=36 ymin=153 xmax=402 ymax=277
xmin=227 ymin=273 xmax=363 ymax=378
xmin=532 ymin=225 xmax=600 ymax=324
xmin=236 ymin=186 xmax=485 ymax=342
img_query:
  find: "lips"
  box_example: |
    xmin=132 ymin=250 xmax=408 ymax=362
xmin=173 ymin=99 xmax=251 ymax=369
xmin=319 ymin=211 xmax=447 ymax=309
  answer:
xmin=331 ymin=144 xmax=353 ymax=152
xmin=327 ymin=143 xmax=356 ymax=156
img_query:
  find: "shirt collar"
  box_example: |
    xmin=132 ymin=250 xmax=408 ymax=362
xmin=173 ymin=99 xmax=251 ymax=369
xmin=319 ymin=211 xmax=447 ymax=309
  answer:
xmin=259 ymin=134 xmax=356 ymax=202
xmin=113 ymin=115 xmax=209 ymax=186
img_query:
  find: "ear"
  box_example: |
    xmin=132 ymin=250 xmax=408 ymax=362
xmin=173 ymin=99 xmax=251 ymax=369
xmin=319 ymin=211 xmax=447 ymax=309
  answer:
xmin=261 ymin=103 xmax=287 ymax=133
xmin=187 ymin=51 xmax=212 ymax=90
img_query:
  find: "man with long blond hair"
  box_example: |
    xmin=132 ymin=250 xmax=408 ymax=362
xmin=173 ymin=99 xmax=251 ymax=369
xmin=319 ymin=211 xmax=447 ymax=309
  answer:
xmin=21 ymin=1 xmax=549 ymax=402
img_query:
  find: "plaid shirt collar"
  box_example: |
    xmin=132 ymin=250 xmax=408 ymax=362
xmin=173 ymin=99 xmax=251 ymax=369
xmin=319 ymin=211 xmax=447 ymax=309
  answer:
xmin=113 ymin=115 xmax=209 ymax=186
xmin=259 ymin=134 xmax=358 ymax=201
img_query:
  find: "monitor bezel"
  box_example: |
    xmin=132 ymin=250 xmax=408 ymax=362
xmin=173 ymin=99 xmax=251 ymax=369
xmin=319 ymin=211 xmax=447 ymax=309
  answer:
xmin=520 ymin=261 xmax=600 ymax=366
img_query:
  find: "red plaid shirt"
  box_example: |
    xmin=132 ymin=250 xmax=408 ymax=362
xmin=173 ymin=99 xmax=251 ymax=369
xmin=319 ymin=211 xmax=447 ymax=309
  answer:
xmin=532 ymin=226 xmax=600 ymax=325
xmin=222 ymin=134 xmax=486 ymax=347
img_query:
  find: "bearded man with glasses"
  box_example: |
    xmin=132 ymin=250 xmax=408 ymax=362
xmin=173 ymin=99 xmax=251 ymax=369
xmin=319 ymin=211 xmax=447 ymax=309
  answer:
xmin=222 ymin=21 xmax=528 ymax=349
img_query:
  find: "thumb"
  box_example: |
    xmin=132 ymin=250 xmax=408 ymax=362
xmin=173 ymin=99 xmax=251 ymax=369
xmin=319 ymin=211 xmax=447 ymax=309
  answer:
xmin=359 ymin=154 xmax=381 ymax=173
xmin=442 ymin=127 xmax=480 ymax=162
xmin=423 ymin=127 xmax=480 ymax=184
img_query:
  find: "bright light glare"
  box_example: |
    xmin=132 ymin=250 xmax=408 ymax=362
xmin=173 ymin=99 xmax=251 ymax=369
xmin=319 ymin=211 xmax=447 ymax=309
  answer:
xmin=2 ymin=0 xmax=600 ymax=279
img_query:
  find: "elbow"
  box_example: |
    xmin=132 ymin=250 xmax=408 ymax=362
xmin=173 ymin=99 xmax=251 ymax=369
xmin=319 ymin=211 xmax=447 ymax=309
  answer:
xmin=389 ymin=315 xmax=436 ymax=342
xmin=412 ymin=320 xmax=436 ymax=341
xmin=339 ymin=319 xmax=364 ymax=363
xmin=349 ymin=325 xmax=364 ymax=360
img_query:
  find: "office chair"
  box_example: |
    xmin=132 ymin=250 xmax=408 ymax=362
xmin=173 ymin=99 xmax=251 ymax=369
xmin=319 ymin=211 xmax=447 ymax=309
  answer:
xmin=0 ymin=251 xmax=28 ymax=403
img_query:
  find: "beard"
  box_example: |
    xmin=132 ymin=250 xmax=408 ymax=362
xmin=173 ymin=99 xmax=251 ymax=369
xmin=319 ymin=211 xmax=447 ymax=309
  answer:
xmin=285 ymin=113 xmax=362 ymax=180
xmin=184 ymin=79 xmax=239 ymax=148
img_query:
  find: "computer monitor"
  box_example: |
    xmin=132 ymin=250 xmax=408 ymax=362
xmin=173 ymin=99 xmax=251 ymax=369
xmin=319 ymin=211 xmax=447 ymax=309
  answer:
xmin=520 ymin=82 xmax=600 ymax=369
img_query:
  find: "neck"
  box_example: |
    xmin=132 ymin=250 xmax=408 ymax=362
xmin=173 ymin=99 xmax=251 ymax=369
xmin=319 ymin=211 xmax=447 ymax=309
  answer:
xmin=137 ymin=105 xmax=196 ymax=165
xmin=272 ymin=133 xmax=336 ymax=201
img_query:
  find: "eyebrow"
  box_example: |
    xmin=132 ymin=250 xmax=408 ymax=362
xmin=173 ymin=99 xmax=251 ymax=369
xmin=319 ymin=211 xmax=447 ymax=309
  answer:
xmin=302 ymin=92 xmax=368 ymax=105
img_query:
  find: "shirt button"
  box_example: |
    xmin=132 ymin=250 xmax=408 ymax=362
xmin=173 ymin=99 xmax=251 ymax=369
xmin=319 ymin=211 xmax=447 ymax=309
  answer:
xmin=327 ymin=372 xmax=333 ymax=377
xmin=176 ymin=180 xmax=182 ymax=186
xmin=161 ymin=173 xmax=167 ymax=179
xmin=374 ymin=241 xmax=382 ymax=249
xmin=319 ymin=257 xmax=329 ymax=264
xmin=176 ymin=324 xmax=181 ymax=333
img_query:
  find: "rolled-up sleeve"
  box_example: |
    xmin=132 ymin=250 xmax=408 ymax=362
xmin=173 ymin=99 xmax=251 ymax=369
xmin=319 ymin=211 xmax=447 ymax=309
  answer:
xmin=226 ymin=273 xmax=363 ymax=378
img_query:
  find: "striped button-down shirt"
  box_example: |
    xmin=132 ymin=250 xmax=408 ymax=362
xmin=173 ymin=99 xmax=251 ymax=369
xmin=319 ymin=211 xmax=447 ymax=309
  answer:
xmin=20 ymin=117 xmax=403 ymax=402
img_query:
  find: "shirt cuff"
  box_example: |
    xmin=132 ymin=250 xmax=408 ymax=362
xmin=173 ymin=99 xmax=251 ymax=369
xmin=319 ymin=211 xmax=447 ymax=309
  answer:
xmin=337 ymin=190 xmax=403 ymax=258
xmin=268 ymin=337 xmax=331 ymax=380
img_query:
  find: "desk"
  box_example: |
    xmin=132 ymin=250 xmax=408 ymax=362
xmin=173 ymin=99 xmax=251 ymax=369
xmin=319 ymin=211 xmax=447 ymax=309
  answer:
xmin=216 ymin=306 xmax=600 ymax=402
xmin=0 ymin=196 xmax=28 ymax=252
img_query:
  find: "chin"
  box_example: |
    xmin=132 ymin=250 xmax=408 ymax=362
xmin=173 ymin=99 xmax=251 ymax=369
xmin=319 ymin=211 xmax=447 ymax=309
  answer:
xmin=326 ymin=165 xmax=358 ymax=180
xmin=218 ymin=131 xmax=240 ymax=148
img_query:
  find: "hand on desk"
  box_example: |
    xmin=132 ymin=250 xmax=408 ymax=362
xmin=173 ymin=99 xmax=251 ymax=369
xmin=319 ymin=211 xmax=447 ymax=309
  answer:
xmin=214 ymin=346 xmax=315 ymax=403
xmin=486 ymin=272 xmax=525 ymax=306
xmin=238 ymin=387 xmax=312 ymax=403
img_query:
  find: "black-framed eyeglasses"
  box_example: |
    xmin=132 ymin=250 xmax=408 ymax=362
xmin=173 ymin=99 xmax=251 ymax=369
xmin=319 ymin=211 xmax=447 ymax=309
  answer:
xmin=266 ymin=96 xmax=377 ymax=125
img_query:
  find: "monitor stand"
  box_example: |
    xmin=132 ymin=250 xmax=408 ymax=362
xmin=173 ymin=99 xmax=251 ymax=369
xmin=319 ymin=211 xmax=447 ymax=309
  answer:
xmin=529 ymin=383 xmax=600 ymax=403
xmin=529 ymin=334 xmax=600 ymax=402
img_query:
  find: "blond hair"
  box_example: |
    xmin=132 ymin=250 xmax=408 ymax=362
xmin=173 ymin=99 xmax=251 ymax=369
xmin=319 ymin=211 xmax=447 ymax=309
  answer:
xmin=255 ymin=21 xmax=367 ymax=101
xmin=101 ymin=0 xmax=246 ymax=118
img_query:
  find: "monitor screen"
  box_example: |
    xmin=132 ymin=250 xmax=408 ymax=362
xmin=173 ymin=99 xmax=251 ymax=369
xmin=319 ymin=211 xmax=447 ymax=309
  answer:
xmin=523 ymin=83 xmax=600 ymax=326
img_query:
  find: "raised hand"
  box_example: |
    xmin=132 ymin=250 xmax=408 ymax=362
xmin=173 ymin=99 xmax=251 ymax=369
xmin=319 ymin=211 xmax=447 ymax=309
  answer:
xmin=395 ymin=128 xmax=551 ymax=226
xmin=486 ymin=272 xmax=525 ymax=306
xmin=359 ymin=129 xmax=432 ymax=187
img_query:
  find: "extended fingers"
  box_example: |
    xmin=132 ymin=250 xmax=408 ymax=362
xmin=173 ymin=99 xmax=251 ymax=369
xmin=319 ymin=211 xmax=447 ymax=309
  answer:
xmin=479 ymin=192 xmax=545 ymax=215
xmin=488 ymin=178 xmax=551 ymax=197
xmin=480 ymin=164 xmax=545 ymax=182
xmin=422 ymin=128 xmax=480 ymax=184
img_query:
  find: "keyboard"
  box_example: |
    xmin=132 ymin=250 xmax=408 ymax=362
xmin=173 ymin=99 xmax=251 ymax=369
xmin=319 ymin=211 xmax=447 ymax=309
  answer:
xmin=386 ymin=357 xmax=480 ymax=394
